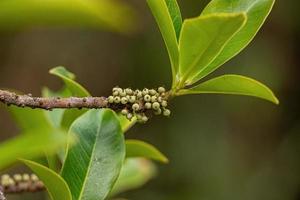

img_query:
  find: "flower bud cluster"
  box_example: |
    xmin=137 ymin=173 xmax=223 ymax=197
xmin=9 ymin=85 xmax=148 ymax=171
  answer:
xmin=0 ymin=174 xmax=44 ymax=193
xmin=107 ymin=87 xmax=171 ymax=123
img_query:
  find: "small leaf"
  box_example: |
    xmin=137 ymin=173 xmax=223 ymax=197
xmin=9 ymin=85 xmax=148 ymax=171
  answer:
xmin=165 ymin=0 xmax=182 ymax=39
xmin=49 ymin=66 xmax=90 ymax=129
xmin=126 ymin=140 xmax=169 ymax=163
xmin=20 ymin=159 xmax=72 ymax=200
xmin=197 ymin=0 xmax=275 ymax=80
xmin=0 ymin=128 xmax=70 ymax=170
xmin=61 ymin=109 xmax=125 ymax=200
xmin=179 ymin=13 xmax=247 ymax=86
xmin=0 ymin=0 xmax=136 ymax=33
xmin=110 ymin=158 xmax=156 ymax=196
xmin=147 ymin=0 xmax=180 ymax=84
xmin=177 ymin=74 xmax=279 ymax=104
xmin=49 ymin=66 xmax=90 ymax=97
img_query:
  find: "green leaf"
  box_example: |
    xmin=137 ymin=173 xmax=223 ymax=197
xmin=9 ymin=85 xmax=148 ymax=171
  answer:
xmin=147 ymin=0 xmax=180 ymax=84
xmin=49 ymin=66 xmax=90 ymax=129
xmin=178 ymin=74 xmax=279 ymax=104
xmin=165 ymin=0 xmax=182 ymax=39
xmin=110 ymin=158 xmax=156 ymax=196
xmin=0 ymin=128 xmax=70 ymax=170
xmin=61 ymin=109 xmax=125 ymax=200
xmin=197 ymin=0 xmax=275 ymax=80
xmin=126 ymin=140 xmax=169 ymax=163
xmin=0 ymin=0 xmax=136 ymax=33
xmin=178 ymin=13 xmax=247 ymax=86
xmin=49 ymin=66 xmax=90 ymax=97
xmin=20 ymin=159 xmax=72 ymax=200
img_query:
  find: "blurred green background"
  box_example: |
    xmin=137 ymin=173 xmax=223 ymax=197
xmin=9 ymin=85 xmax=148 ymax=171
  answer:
xmin=0 ymin=0 xmax=299 ymax=199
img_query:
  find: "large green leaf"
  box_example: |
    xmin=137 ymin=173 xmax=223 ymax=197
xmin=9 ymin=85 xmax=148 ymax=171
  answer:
xmin=178 ymin=13 xmax=246 ymax=86
xmin=0 ymin=0 xmax=136 ymax=33
xmin=0 ymin=128 xmax=70 ymax=170
xmin=21 ymin=159 xmax=72 ymax=200
xmin=178 ymin=74 xmax=279 ymax=104
xmin=61 ymin=109 xmax=125 ymax=200
xmin=196 ymin=0 xmax=275 ymax=80
xmin=110 ymin=158 xmax=156 ymax=196
xmin=147 ymin=0 xmax=180 ymax=84
xmin=126 ymin=140 xmax=169 ymax=163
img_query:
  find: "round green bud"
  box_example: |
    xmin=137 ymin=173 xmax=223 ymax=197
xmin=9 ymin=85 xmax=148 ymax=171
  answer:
xmin=119 ymin=91 xmax=126 ymax=97
xmin=108 ymin=96 xmax=114 ymax=104
xmin=151 ymin=96 xmax=157 ymax=102
xmin=145 ymin=102 xmax=152 ymax=109
xmin=121 ymin=109 xmax=128 ymax=115
xmin=158 ymin=87 xmax=166 ymax=93
xmin=125 ymin=88 xmax=133 ymax=95
xmin=1 ymin=179 xmax=10 ymax=187
xmin=157 ymin=96 xmax=163 ymax=103
xmin=154 ymin=108 xmax=162 ymax=115
xmin=142 ymin=116 xmax=148 ymax=123
xmin=149 ymin=89 xmax=157 ymax=95
xmin=13 ymin=174 xmax=22 ymax=182
xmin=144 ymin=95 xmax=151 ymax=102
xmin=23 ymin=174 xmax=30 ymax=182
xmin=129 ymin=96 xmax=136 ymax=103
xmin=132 ymin=103 xmax=140 ymax=111
xmin=163 ymin=109 xmax=171 ymax=117
xmin=112 ymin=87 xmax=121 ymax=92
xmin=1 ymin=174 xmax=10 ymax=180
xmin=121 ymin=97 xmax=128 ymax=104
xmin=161 ymin=100 xmax=168 ymax=107
xmin=127 ymin=113 xmax=133 ymax=120
xmin=136 ymin=114 xmax=142 ymax=120
xmin=114 ymin=96 xmax=121 ymax=103
xmin=152 ymin=102 xmax=160 ymax=110
xmin=142 ymin=88 xmax=149 ymax=95
xmin=113 ymin=91 xmax=119 ymax=96
xmin=31 ymin=174 xmax=39 ymax=182
xmin=8 ymin=178 xmax=15 ymax=186
xmin=136 ymin=91 xmax=143 ymax=98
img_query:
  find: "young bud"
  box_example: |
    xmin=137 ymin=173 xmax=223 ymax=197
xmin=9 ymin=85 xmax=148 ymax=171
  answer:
xmin=121 ymin=109 xmax=128 ymax=115
xmin=142 ymin=116 xmax=148 ymax=123
xmin=127 ymin=113 xmax=133 ymax=120
xmin=149 ymin=89 xmax=157 ymax=95
xmin=157 ymin=96 xmax=163 ymax=103
xmin=121 ymin=97 xmax=128 ymax=104
xmin=113 ymin=91 xmax=119 ymax=96
xmin=119 ymin=91 xmax=126 ymax=97
xmin=158 ymin=87 xmax=166 ymax=93
xmin=23 ymin=174 xmax=30 ymax=182
xmin=152 ymin=102 xmax=160 ymax=110
xmin=125 ymin=88 xmax=133 ymax=95
xmin=161 ymin=100 xmax=168 ymax=107
xmin=144 ymin=95 xmax=151 ymax=102
xmin=163 ymin=109 xmax=171 ymax=117
xmin=114 ymin=96 xmax=121 ymax=103
xmin=154 ymin=108 xmax=162 ymax=115
xmin=142 ymin=88 xmax=149 ymax=95
xmin=132 ymin=103 xmax=140 ymax=111
xmin=31 ymin=174 xmax=39 ymax=182
xmin=151 ymin=96 xmax=157 ymax=103
xmin=145 ymin=102 xmax=152 ymax=109
xmin=129 ymin=96 xmax=136 ymax=103
xmin=108 ymin=96 xmax=114 ymax=104
xmin=13 ymin=174 xmax=22 ymax=182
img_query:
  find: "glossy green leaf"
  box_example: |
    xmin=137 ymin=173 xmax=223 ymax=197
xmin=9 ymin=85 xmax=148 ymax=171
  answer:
xmin=147 ymin=0 xmax=180 ymax=84
xmin=126 ymin=140 xmax=169 ymax=163
xmin=21 ymin=159 xmax=72 ymax=200
xmin=165 ymin=0 xmax=182 ymax=39
xmin=0 ymin=0 xmax=136 ymax=33
xmin=0 ymin=128 xmax=70 ymax=170
xmin=196 ymin=0 xmax=275 ymax=80
xmin=50 ymin=66 xmax=90 ymax=97
xmin=61 ymin=109 xmax=125 ymax=200
xmin=178 ymin=74 xmax=279 ymax=104
xmin=179 ymin=13 xmax=247 ymax=86
xmin=110 ymin=158 xmax=156 ymax=196
xmin=50 ymin=67 xmax=90 ymax=129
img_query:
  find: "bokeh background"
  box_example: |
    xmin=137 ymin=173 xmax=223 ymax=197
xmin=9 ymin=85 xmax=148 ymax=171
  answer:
xmin=0 ymin=0 xmax=299 ymax=199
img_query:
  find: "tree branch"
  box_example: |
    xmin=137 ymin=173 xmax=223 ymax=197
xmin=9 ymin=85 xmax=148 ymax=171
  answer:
xmin=0 ymin=89 xmax=108 ymax=110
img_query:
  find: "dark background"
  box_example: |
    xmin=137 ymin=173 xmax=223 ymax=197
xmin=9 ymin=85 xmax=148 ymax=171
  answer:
xmin=1 ymin=0 xmax=299 ymax=199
